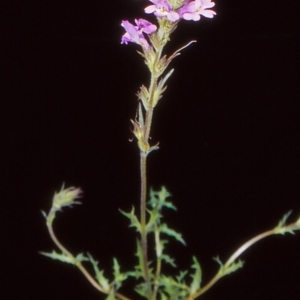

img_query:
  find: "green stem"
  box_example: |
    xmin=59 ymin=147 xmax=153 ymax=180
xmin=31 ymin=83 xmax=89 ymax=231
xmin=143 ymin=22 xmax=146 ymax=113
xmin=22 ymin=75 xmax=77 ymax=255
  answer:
xmin=140 ymin=151 xmax=150 ymax=288
xmin=47 ymin=222 xmax=106 ymax=294
xmin=47 ymin=222 xmax=131 ymax=300
xmin=137 ymin=25 xmax=170 ymax=299
xmin=189 ymin=228 xmax=277 ymax=299
xmin=138 ymin=55 xmax=160 ymax=299
xmin=153 ymin=258 xmax=162 ymax=300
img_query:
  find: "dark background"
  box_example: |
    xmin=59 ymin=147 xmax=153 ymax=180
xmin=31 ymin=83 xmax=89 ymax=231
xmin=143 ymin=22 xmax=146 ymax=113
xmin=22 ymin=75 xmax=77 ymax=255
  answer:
xmin=2 ymin=0 xmax=299 ymax=299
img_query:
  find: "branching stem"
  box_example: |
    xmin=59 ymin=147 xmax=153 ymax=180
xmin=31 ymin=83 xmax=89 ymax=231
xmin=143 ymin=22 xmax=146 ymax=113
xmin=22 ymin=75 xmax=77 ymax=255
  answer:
xmin=47 ymin=222 xmax=131 ymax=300
xmin=189 ymin=227 xmax=283 ymax=299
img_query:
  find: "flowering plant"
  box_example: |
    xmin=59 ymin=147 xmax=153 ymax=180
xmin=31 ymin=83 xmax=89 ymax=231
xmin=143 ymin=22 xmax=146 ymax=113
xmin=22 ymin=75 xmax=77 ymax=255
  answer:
xmin=41 ymin=1 xmax=300 ymax=299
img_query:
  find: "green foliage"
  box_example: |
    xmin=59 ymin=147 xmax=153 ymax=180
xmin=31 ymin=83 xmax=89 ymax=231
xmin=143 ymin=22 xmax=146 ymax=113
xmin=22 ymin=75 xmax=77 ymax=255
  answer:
xmin=39 ymin=250 xmax=88 ymax=265
xmin=148 ymin=186 xmax=176 ymax=211
xmin=189 ymin=256 xmax=202 ymax=294
xmin=120 ymin=207 xmax=142 ymax=233
xmin=121 ymin=186 xmax=185 ymax=269
xmin=112 ymin=258 xmax=128 ymax=290
xmin=135 ymin=240 xmax=153 ymax=280
xmin=147 ymin=186 xmax=185 ymax=246
xmin=213 ymin=256 xmax=244 ymax=277
xmin=158 ymin=223 xmax=186 ymax=246
xmin=41 ymin=185 xmax=300 ymax=300
xmin=274 ymin=211 xmax=300 ymax=235
xmin=41 ymin=1 xmax=300 ymax=298
xmin=158 ymin=275 xmax=190 ymax=299
xmin=88 ymin=253 xmax=111 ymax=291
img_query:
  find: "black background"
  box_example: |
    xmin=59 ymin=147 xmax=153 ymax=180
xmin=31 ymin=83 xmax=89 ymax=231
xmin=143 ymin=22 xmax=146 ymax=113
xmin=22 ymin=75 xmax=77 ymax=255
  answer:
xmin=2 ymin=0 xmax=299 ymax=299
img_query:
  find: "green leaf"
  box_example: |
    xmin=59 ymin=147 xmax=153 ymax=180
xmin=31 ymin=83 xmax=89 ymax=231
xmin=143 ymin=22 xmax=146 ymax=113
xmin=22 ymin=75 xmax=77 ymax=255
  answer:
xmin=159 ymin=223 xmax=186 ymax=245
xmin=274 ymin=211 xmax=300 ymax=235
xmin=155 ymin=238 xmax=167 ymax=258
xmin=112 ymin=258 xmax=127 ymax=290
xmin=277 ymin=210 xmax=292 ymax=227
xmin=75 ymin=253 xmax=89 ymax=263
xmin=160 ymin=254 xmax=177 ymax=268
xmin=134 ymin=282 xmax=149 ymax=299
xmin=135 ymin=240 xmax=144 ymax=271
xmin=146 ymin=207 xmax=161 ymax=232
xmin=148 ymin=186 xmax=176 ymax=211
xmin=119 ymin=207 xmax=141 ymax=233
xmin=176 ymin=270 xmax=188 ymax=283
xmin=87 ymin=253 xmax=110 ymax=291
xmin=189 ymin=256 xmax=202 ymax=294
xmin=39 ymin=250 xmax=75 ymax=264
xmin=223 ymin=260 xmax=244 ymax=276
xmin=213 ymin=255 xmax=223 ymax=267
xmin=213 ymin=256 xmax=244 ymax=277
xmin=159 ymin=292 xmax=168 ymax=300
xmin=135 ymin=240 xmax=148 ymax=279
xmin=113 ymin=258 xmax=121 ymax=277
xmin=41 ymin=210 xmax=47 ymax=219
xmin=159 ymin=275 xmax=189 ymax=299
xmin=105 ymin=291 xmax=116 ymax=300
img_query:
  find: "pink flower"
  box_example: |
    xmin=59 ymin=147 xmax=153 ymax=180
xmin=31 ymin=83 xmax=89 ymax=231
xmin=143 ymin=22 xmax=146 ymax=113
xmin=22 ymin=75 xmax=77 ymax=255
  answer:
xmin=135 ymin=18 xmax=157 ymax=34
xmin=179 ymin=0 xmax=216 ymax=21
xmin=121 ymin=19 xmax=157 ymax=50
xmin=145 ymin=0 xmax=180 ymax=22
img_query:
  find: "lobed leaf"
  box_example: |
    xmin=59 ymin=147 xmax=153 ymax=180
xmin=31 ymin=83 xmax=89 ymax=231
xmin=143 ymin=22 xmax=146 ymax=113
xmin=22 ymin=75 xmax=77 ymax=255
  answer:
xmin=214 ymin=256 xmax=244 ymax=277
xmin=189 ymin=256 xmax=202 ymax=294
xmin=112 ymin=258 xmax=128 ymax=290
xmin=87 ymin=253 xmax=110 ymax=291
xmin=119 ymin=207 xmax=142 ymax=233
xmin=39 ymin=250 xmax=74 ymax=264
xmin=159 ymin=223 xmax=186 ymax=245
xmin=160 ymin=254 xmax=177 ymax=267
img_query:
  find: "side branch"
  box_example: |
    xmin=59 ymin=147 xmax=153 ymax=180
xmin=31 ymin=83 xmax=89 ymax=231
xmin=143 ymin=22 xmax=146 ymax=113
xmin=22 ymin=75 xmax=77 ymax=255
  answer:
xmin=189 ymin=212 xmax=300 ymax=299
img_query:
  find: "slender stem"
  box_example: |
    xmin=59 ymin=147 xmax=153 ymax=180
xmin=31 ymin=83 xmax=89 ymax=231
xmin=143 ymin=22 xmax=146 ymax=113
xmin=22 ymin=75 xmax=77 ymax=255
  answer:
xmin=189 ymin=228 xmax=277 ymax=299
xmin=137 ymin=27 xmax=169 ymax=299
xmin=47 ymin=223 xmax=106 ymax=293
xmin=47 ymin=218 xmax=73 ymax=258
xmin=153 ymin=258 xmax=162 ymax=300
xmin=138 ymin=52 xmax=160 ymax=298
xmin=47 ymin=222 xmax=132 ymax=300
xmin=225 ymin=229 xmax=274 ymax=267
xmin=140 ymin=151 xmax=150 ymax=288
xmin=152 ymin=225 xmax=162 ymax=300
xmin=187 ymin=273 xmax=220 ymax=300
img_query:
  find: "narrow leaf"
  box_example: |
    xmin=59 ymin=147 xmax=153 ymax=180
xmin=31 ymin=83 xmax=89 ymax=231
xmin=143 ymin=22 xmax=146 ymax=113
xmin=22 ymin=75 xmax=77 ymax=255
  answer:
xmin=159 ymin=223 xmax=186 ymax=245
xmin=39 ymin=250 xmax=74 ymax=264
xmin=87 ymin=253 xmax=110 ymax=291
xmin=190 ymin=256 xmax=202 ymax=294
xmin=119 ymin=207 xmax=141 ymax=233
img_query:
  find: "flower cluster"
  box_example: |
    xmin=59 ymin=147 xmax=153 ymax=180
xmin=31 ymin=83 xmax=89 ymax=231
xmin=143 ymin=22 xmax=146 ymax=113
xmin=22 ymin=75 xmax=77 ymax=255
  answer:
xmin=52 ymin=186 xmax=82 ymax=210
xmin=42 ymin=186 xmax=83 ymax=226
xmin=145 ymin=0 xmax=180 ymax=22
xmin=121 ymin=0 xmax=216 ymax=49
xmin=121 ymin=19 xmax=157 ymax=50
xmin=179 ymin=0 xmax=216 ymax=21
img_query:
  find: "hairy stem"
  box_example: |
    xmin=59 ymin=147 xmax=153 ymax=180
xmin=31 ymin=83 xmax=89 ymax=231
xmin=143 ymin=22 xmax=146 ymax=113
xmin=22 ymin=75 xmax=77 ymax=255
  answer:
xmin=140 ymin=151 xmax=150 ymax=288
xmin=138 ymin=53 xmax=161 ymax=298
